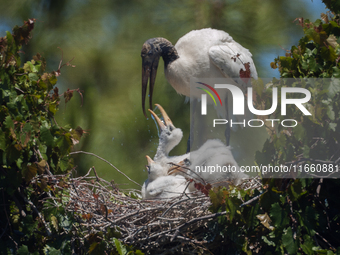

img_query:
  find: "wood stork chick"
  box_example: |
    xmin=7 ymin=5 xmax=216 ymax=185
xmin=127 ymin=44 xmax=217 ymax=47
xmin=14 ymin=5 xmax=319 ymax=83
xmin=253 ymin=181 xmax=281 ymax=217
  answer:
xmin=149 ymin=104 xmax=188 ymax=167
xmin=168 ymin=139 xmax=248 ymax=188
xmin=141 ymin=155 xmax=190 ymax=200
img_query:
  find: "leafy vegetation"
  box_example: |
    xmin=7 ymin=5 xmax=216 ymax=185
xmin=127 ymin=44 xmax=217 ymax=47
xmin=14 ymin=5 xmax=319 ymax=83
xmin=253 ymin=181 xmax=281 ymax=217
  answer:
xmin=204 ymin=10 xmax=340 ymax=255
xmin=2 ymin=4 xmax=340 ymax=255
xmin=0 ymin=20 xmax=142 ymax=254
xmin=0 ymin=18 xmax=76 ymax=254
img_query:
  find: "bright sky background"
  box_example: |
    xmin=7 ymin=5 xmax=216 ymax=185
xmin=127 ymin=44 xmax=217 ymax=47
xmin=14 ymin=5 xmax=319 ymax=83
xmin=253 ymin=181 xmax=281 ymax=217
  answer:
xmin=264 ymin=0 xmax=328 ymax=77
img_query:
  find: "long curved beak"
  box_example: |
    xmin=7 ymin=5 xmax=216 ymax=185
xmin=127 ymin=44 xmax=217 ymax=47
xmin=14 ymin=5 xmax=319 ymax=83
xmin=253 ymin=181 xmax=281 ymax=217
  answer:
xmin=154 ymin=104 xmax=175 ymax=129
xmin=148 ymin=108 xmax=165 ymax=130
xmin=142 ymin=55 xmax=160 ymax=117
xmin=148 ymin=104 xmax=176 ymax=131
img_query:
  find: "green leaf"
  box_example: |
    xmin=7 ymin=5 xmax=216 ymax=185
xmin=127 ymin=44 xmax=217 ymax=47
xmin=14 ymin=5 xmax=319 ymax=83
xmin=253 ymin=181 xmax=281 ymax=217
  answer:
xmin=327 ymin=78 xmax=340 ymax=96
xmin=56 ymin=134 xmax=72 ymax=155
xmin=293 ymin=124 xmax=306 ymax=142
xmin=113 ymin=238 xmax=127 ymax=255
xmin=320 ymin=46 xmax=336 ymax=62
xmin=270 ymin=202 xmax=285 ymax=227
xmin=22 ymin=163 xmax=38 ymax=182
xmin=4 ymin=115 xmax=14 ymax=129
xmin=209 ymin=188 xmax=227 ymax=213
xmin=261 ymin=236 xmax=275 ymax=247
xmin=22 ymin=215 xmax=38 ymax=237
xmin=303 ymin=145 xmax=310 ymax=158
xmin=48 ymin=102 xmax=58 ymax=115
xmin=70 ymin=126 xmax=84 ymax=142
xmin=40 ymin=126 xmax=54 ymax=146
xmin=88 ymin=242 xmax=98 ymax=254
xmin=282 ymin=227 xmax=298 ymax=254
xmin=59 ymin=214 xmax=72 ymax=231
xmin=36 ymin=159 xmax=47 ymax=174
xmin=301 ymin=235 xmax=315 ymax=255
xmin=0 ymin=132 xmax=6 ymax=151
xmin=24 ymin=61 xmax=38 ymax=73
xmin=59 ymin=157 xmax=71 ymax=172
xmin=17 ymin=245 xmax=30 ymax=255
xmin=50 ymin=215 xmax=58 ymax=231
xmin=43 ymin=245 xmax=61 ymax=255
xmin=6 ymin=31 xmax=13 ymax=46
xmin=134 ymin=250 xmax=145 ymax=255
xmin=226 ymin=197 xmax=239 ymax=221
xmin=289 ymin=181 xmax=304 ymax=201
xmin=302 ymin=206 xmax=318 ymax=232
xmin=28 ymin=72 xmax=39 ymax=81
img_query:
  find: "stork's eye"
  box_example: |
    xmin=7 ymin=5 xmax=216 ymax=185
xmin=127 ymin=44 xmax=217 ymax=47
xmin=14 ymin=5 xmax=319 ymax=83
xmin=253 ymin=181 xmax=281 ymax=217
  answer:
xmin=184 ymin=158 xmax=191 ymax=166
xmin=169 ymin=126 xmax=173 ymax=131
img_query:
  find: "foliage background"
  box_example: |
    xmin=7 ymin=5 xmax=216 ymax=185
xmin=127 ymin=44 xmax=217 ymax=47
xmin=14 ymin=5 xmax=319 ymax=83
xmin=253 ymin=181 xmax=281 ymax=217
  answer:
xmin=0 ymin=0 xmax=328 ymax=187
xmin=1 ymin=0 xmax=340 ymax=254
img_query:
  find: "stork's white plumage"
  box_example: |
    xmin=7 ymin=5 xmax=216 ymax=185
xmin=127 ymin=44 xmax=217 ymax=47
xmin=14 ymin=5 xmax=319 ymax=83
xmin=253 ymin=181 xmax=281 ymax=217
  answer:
xmin=168 ymin=139 xmax=248 ymax=189
xmin=141 ymin=28 xmax=258 ymax=145
xmin=141 ymin=155 xmax=190 ymax=200
xmin=164 ymin=28 xmax=258 ymax=99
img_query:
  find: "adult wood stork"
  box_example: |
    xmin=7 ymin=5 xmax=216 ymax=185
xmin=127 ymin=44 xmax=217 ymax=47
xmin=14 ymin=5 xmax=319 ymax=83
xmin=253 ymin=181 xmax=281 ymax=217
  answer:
xmin=141 ymin=155 xmax=190 ymax=200
xmin=141 ymin=28 xmax=258 ymax=146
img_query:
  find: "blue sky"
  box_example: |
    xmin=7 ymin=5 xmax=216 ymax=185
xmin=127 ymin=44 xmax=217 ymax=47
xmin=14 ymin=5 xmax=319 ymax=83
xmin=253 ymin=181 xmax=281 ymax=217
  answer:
xmin=264 ymin=0 xmax=328 ymax=77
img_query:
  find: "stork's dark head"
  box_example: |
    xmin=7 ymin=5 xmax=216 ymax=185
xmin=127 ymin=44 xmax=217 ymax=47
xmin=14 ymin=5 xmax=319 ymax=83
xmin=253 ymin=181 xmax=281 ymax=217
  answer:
xmin=141 ymin=38 xmax=179 ymax=117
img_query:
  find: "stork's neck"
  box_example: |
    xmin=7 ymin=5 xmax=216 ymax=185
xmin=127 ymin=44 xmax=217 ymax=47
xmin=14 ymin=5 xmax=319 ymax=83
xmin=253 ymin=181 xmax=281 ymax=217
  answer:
xmin=154 ymin=140 xmax=171 ymax=160
xmin=154 ymin=136 xmax=179 ymax=161
xmin=156 ymin=38 xmax=179 ymax=67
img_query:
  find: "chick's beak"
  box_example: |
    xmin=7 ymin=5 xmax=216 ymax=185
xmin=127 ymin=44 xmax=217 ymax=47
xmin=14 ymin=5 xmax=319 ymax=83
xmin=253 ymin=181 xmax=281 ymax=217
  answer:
xmin=167 ymin=161 xmax=186 ymax=175
xmin=148 ymin=104 xmax=175 ymax=131
xmin=145 ymin=155 xmax=154 ymax=165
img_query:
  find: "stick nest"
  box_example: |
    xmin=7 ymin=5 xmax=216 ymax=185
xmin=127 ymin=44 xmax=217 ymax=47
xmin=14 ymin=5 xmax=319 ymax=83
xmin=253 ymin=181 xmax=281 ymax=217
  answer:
xmin=36 ymin=167 xmax=262 ymax=254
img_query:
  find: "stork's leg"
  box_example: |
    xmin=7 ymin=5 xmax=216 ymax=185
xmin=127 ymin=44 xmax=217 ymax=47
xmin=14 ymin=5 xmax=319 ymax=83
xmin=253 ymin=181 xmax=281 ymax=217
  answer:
xmin=186 ymin=99 xmax=197 ymax=153
xmin=186 ymin=134 xmax=191 ymax=153
xmin=225 ymin=95 xmax=230 ymax=146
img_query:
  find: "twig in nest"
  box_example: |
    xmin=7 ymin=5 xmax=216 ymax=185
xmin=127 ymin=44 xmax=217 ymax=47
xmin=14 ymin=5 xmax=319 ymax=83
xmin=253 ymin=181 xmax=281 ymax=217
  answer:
xmin=168 ymin=162 xmax=207 ymax=185
xmin=161 ymin=197 xmax=193 ymax=217
xmin=240 ymin=190 xmax=266 ymax=207
xmin=170 ymin=211 xmax=227 ymax=242
xmin=114 ymin=207 xmax=165 ymax=223
xmin=69 ymin=151 xmax=141 ymax=187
